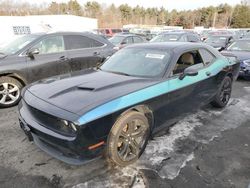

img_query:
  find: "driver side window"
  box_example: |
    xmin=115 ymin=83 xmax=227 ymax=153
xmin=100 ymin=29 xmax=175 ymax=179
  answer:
xmin=173 ymin=50 xmax=204 ymax=75
xmin=32 ymin=36 xmax=65 ymax=55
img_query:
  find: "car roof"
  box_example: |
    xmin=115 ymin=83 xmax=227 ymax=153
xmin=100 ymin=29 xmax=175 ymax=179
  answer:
xmin=127 ymin=42 xmax=206 ymax=50
xmin=29 ymin=31 xmax=101 ymax=38
xmin=160 ymin=31 xmax=189 ymax=35
xmin=43 ymin=31 xmax=95 ymax=36
xmin=113 ymin=34 xmax=141 ymax=37
xmin=36 ymin=31 xmax=114 ymax=45
xmin=209 ymin=34 xmax=233 ymax=38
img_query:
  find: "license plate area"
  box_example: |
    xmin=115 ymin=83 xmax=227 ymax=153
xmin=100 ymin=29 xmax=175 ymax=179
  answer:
xmin=19 ymin=119 xmax=33 ymax=141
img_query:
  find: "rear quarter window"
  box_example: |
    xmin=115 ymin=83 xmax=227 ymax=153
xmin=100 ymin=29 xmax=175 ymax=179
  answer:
xmin=199 ymin=49 xmax=216 ymax=65
xmin=64 ymin=35 xmax=104 ymax=50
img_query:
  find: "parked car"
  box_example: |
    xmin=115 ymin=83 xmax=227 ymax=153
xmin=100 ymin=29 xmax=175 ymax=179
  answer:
xmin=150 ymin=31 xmax=201 ymax=43
xmin=200 ymin=30 xmax=212 ymax=41
xmin=204 ymin=35 xmax=234 ymax=51
xmin=208 ymin=30 xmax=234 ymax=36
xmin=19 ymin=42 xmax=239 ymax=166
xmin=99 ymin=28 xmax=122 ymax=38
xmin=0 ymin=32 xmax=115 ymax=107
xmin=242 ymin=30 xmax=250 ymax=39
xmin=109 ymin=34 xmax=147 ymax=50
xmin=221 ymin=38 xmax=250 ymax=79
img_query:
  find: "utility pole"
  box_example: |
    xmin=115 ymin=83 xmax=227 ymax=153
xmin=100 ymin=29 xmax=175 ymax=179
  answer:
xmin=228 ymin=7 xmax=234 ymax=28
xmin=212 ymin=12 xmax=217 ymax=28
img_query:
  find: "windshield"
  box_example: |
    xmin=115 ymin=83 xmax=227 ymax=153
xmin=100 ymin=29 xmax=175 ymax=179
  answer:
xmin=109 ymin=36 xmax=125 ymax=45
xmin=101 ymin=48 xmax=171 ymax=78
xmin=0 ymin=35 xmax=40 ymax=55
xmin=205 ymin=36 xmax=227 ymax=44
xmin=150 ymin=34 xmax=181 ymax=42
xmin=227 ymin=40 xmax=250 ymax=52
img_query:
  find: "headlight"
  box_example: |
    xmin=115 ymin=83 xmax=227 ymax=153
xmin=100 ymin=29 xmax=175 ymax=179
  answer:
xmin=62 ymin=120 xmax=77 ymax=132
xmin=69 ymin=122 xmax=77 ymax=132
xmin=243 ymin=59 xmax=250 ymax=66
xmin=62 ymin=120 xmax=68 ymax=126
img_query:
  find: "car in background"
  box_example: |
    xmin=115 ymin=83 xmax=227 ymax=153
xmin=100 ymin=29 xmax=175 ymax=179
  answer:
xmin=99 ymin=28 xmax=122 ymax=38
xmin=204 ymin=35 xmax=234 ymax=51
xmin=242 ymin=31 xmax=250 ymax=39
xmin=150 ymin=31 xmax=200 ymax=43
xmin=19 ymin=42 xmax=239 ymax=166
xmin=0 ymin=32 xmax=116 ymax=108
xmin=109 ymin=34 xmax=147 ymax=50
xmin=221 ymin=38 xmax=250 ymax=79
xmin=144 ymin=33 xmax=157 ymax=41
xmin=208 ymin=30 xmax=234 ymax=36
xmin=200 ymin=30 xmax=212 ymax=41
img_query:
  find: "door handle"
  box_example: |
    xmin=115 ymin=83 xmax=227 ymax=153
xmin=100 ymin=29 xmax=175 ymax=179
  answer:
xmin=59 ymin=56 xmax=68 ymax=61
xmin=206 ymin=71 xmax=211 ymax=76
xmin=93 ymin=52 xmax=100 ymax=56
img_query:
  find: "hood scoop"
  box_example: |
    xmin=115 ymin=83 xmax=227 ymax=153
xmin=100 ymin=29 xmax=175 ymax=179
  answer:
xmin=77 ymin=78 xmax=138 ymax=92
xmin=77 ymin=86 xmax=95 ymax=91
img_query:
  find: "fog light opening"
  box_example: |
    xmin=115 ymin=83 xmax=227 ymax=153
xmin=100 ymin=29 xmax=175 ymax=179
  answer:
xmin=88 ymin=141 xmax=105 ymax=150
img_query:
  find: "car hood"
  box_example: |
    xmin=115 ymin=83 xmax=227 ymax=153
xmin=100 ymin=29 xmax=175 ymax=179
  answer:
xmin=221 ymin=50 xmax=250 ymax=61
xmin=26 ymin=69 xmax=158 ymax=116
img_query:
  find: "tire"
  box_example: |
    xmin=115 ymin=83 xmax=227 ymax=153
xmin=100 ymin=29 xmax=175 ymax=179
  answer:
xmin=211 ymin=76 xmax=232 ymax=108
xmin=107 ymin=111 xmax=150 ymax=166
xmin=0 ymin=76 xmax=23 ymax=108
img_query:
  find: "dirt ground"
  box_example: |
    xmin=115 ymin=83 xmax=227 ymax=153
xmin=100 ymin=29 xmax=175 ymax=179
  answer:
xmin=0 ymin=79 xmax=250 ymax=188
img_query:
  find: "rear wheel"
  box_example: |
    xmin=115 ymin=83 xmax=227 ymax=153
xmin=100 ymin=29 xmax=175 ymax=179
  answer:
xmin=211 ymin=76 xmax=232 ymax=108
xmin=0 ymin=76 xmax=23 ymax=108
xmin=107 ymin=111 xmax=150 ymax=166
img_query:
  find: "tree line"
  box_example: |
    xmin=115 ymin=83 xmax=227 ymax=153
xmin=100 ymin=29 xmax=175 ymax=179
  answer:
xmin=0 ymin=0 xmax=249 ymax=28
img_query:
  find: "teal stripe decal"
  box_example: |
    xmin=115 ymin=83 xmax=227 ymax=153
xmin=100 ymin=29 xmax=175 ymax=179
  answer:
xmin=78 ymin=59 xmax=231 ymax=125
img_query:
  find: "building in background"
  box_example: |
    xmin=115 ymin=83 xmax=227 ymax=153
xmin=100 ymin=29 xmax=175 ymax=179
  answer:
xmin=0 ymin=15 xmax=97 ymax=46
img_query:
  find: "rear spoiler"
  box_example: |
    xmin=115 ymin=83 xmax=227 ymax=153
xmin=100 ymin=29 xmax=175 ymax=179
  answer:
xmin=221 ymin=52 xmax=239 ymax=64
xmin=221 ymin=52 xmax=240 ymax=81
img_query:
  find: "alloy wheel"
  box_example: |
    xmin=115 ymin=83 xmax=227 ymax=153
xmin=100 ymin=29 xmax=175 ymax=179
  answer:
xmin=219 ymin=79 xmax=231 ymax=104
xmin=0 ymin=83 xmax=20 ymax=105
xmin=117 ymin=119 xmax=148 ymax=162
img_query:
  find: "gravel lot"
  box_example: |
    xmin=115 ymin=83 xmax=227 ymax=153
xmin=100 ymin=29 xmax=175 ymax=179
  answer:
xmin=0 ymin=79 xmax=250 ymax=188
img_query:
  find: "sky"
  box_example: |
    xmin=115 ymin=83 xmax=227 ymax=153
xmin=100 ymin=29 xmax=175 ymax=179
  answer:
xmin=19 ymin=0 xmax=242 ymax=10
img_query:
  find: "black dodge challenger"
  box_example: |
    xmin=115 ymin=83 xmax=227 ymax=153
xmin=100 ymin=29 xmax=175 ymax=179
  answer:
xmin=19 ymin=42 xmax=240 ymax=166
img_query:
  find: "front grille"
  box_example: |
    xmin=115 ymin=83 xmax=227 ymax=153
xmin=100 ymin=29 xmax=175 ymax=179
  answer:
xmin=23 ymin=101 xmax=75 ymax=137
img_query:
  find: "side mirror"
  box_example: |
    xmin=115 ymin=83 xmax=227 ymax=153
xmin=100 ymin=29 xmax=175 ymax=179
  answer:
xmin=179 ymin=67 xmax=198 ymax=80
xmin=218 ymin=46 xmax=225 ymax=52
xmin=27 ymin=48 xmax=39 ymax=58
xmin=121 ymin=41 xmax=127 ymax=45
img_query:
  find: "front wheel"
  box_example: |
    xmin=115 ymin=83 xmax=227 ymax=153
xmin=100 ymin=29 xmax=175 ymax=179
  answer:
xmin=0 ymin=76 xmax=23 ymax=108
xmin=107 ymin=111 xmax=150 ymax=166
xmin=211 ymin=76 xmax=232 ymax=108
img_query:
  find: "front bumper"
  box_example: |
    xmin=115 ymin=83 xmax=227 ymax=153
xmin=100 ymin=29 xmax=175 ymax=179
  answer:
xmin=239 ymin=65 xmax=250 ymax=77
xmin=19 ymin=99 xmax=104 ymax=165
